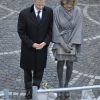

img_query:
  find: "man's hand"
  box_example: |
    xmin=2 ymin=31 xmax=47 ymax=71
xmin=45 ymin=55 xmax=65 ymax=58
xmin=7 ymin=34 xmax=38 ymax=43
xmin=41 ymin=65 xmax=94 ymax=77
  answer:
xmin=36 ymin=42 xmax=46 ymax=50
xmin=32 ymin=42 xmax=46 ymax=50
xmin=32 ymin=43 xmax=40 ymax=49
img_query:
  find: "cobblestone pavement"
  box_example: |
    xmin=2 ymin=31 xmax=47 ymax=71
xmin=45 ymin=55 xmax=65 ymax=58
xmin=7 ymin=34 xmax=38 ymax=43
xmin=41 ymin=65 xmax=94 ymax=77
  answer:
xmin=0 ymin=0 xmax=100 ymax=100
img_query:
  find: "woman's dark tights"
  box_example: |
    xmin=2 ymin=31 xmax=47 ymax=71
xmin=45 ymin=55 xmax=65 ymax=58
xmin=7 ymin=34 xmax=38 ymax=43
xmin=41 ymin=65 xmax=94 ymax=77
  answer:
xmin=57 ymin=60 xmax=73 ymax=88
xmin=57 ymin=60 xmax=73 ymax=97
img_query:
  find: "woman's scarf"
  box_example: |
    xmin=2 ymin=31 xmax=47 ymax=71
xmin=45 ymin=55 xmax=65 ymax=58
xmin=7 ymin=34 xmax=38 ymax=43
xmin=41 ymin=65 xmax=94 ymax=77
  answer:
xmin=52 ymin=5 xmax=82 ymax=45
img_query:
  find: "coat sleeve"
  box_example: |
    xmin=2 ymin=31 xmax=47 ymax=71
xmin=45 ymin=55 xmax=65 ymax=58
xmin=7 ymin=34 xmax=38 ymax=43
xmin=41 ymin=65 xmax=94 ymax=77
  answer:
xmin=71 ymin=7 xmax=83 ymax=45
xmin=52 ymin=10 xmax=70 ymax=50
xmin=70 ymin=7 xmax=83 ymax=53
xmin=44 ymin=10 xmax=53 ymax=46
xmin=17 ymin=11 xmax=33 ymax=48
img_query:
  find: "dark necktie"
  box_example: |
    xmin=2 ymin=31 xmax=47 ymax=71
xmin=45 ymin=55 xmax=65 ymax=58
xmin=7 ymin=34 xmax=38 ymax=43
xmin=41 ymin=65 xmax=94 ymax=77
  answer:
xmin=37 ymin=11 xmax=41 ymax=22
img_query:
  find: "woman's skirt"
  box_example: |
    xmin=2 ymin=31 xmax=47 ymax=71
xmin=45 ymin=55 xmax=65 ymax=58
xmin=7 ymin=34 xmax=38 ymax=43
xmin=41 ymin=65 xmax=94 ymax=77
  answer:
xmin=52 ymin=43 xmax=77 ymax=61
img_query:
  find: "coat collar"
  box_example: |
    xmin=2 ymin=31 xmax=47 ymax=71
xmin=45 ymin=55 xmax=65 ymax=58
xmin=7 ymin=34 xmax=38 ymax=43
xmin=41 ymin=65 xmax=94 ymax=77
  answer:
xmin=30 ymin=4 xmax=46 ymax=13
xmin=29 ymin=4 xmax=47 ymax=25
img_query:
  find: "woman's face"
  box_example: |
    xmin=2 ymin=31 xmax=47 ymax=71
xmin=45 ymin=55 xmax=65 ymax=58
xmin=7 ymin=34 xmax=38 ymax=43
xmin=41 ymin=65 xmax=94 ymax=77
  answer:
xmin=62 ymin=2 xmax=74 ymax=11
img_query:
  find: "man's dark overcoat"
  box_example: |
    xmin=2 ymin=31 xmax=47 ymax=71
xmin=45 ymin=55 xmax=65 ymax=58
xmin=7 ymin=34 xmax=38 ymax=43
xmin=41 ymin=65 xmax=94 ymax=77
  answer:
xmin=17 ymin=5 xmax=53 ymax=70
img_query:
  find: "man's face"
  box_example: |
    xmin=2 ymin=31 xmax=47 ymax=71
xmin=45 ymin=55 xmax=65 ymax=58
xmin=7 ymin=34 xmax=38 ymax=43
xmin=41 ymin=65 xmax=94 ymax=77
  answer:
xmin=33 ymin=0 xmax=45 ymax=10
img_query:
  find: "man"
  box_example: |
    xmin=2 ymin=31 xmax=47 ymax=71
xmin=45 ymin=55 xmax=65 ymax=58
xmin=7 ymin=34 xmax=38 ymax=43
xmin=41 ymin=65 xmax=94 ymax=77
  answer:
xmin=17 ymin=0 xmax=53 ymax=99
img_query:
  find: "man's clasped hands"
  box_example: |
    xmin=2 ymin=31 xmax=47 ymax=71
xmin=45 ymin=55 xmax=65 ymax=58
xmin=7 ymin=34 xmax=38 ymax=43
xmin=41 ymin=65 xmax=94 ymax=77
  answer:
xmin=32 ymin=42 xmax=46 ymax=50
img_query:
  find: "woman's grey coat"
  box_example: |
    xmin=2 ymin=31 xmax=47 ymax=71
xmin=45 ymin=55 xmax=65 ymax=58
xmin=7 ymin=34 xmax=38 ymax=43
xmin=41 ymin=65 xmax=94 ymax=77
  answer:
xmin=52 ymin=5 xmax=83 ymax=61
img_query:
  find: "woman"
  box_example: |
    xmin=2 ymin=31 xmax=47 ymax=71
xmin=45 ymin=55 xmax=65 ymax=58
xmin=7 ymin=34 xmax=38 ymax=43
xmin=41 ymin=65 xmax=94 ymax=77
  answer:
xmin=52 ymin=0 xmax=83 ymax=99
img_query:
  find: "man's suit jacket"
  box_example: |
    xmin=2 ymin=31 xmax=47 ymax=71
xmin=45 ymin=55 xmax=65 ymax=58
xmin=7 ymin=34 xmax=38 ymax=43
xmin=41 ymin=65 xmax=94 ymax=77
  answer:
xmin=17 ymin=5 xmax=53 ymax=70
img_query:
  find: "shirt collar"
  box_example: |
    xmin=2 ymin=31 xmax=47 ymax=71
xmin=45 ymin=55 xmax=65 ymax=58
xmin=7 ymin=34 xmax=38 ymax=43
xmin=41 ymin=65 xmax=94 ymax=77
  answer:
xmin=34 ymin=5 xmax=42 ymax=13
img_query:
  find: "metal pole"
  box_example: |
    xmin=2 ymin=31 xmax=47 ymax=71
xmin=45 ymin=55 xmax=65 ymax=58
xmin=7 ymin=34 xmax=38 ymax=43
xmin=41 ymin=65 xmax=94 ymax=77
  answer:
xmin=32 ymin=86 xmax=39 ymax=100
xmin=0 ymin=91 xmax=4 ymax=97
xmin=4 ymin=89 xmax=10 ymax=100
xmin=38 ymin=85 xmax=100 ymax=93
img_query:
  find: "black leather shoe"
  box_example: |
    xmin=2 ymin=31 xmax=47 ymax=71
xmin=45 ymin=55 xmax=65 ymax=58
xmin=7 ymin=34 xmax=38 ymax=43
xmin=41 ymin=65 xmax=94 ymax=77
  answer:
xmin=25 ymin=89 xmax=32 ymax=99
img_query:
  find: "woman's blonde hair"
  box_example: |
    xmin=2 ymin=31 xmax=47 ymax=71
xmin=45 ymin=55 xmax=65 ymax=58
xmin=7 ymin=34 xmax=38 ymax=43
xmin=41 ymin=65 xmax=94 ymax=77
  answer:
xmin=60 ymin=0 xmax=77 ymax=6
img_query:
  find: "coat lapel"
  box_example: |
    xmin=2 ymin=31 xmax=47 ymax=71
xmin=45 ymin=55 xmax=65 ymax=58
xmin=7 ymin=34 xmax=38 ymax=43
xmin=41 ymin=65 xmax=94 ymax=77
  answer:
xmin=29 ymin=5 xmax=38 ymax=25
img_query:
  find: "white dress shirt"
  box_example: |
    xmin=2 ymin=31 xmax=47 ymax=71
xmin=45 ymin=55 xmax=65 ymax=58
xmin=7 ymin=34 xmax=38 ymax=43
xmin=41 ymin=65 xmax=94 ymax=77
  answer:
xmin=34 ymin=5 xmax=43 ymax=19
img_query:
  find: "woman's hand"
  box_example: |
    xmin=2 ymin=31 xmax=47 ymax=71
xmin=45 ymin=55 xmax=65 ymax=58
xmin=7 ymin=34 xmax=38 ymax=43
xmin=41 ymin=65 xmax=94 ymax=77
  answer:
xmin=67 ymin=43 xmax=73 ymax=50
xmin=63 ymin=45 xmax=71 ymax=53
xmin=61 ymin=42 xmax=72 ymax=53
